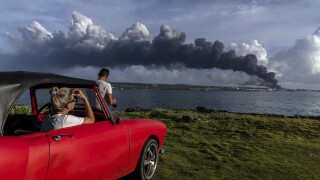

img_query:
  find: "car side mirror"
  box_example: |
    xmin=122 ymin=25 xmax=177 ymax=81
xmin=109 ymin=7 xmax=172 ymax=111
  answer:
xmin=112 ymin=113 xmax=121 ymax=125
xmin=116 ymin=116 xmax=120 ymax=125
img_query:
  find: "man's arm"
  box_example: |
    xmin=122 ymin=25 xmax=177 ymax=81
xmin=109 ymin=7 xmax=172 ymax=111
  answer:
xmin=107 ymin=93 xmax=117 ymax=105
xmin=105 ymin=83 xmax=116 ymax=105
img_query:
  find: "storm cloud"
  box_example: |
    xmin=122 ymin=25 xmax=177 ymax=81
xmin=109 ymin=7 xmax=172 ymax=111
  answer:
xmin=2 ymin=11 xmax=279 ymax=88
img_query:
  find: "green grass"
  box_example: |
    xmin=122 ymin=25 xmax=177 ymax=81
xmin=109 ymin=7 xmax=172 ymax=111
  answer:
xmin=10 ymin=105 xmax=32 ymax=114
xmin=120 ymin=109 xmax=320 ymax=180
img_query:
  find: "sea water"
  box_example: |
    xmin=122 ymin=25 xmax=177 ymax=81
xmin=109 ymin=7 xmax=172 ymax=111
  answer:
xmin=113 ymin=89 xmax=320 ymax=116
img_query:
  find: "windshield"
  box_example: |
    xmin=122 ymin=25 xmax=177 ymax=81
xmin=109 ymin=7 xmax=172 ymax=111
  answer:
xmin=35 ymin=87 xmax=112 ymax=118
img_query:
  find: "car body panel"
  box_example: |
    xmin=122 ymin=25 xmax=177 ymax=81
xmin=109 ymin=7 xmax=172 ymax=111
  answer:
xmin=45 ymin=121 xmax=130 ymax=180
xmin=122 ymin=118 xmax=167 ymax=173
xmin=0 ymin=133 xmax=49 ymax=180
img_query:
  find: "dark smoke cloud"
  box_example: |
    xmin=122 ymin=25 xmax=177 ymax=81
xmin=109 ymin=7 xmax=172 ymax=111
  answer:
xmin=2 ymin=11 xmax=280 ymax=88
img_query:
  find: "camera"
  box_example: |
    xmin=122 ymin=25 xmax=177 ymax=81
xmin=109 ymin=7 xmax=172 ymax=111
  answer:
xmin=73 ymin=90 xmax=80 ymax=94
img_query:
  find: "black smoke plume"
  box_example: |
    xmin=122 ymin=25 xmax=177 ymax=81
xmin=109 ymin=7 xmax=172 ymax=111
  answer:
xmin=2 ymin=13 xmax=280 ymax=88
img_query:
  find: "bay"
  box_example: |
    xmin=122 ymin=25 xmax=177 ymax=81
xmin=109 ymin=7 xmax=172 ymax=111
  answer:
xmin=113 ymin=89 xmax=320 ymax=116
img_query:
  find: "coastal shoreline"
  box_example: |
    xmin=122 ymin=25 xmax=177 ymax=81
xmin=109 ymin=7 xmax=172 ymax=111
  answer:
xmin=124 ymin=106 xmax=320 ymax=121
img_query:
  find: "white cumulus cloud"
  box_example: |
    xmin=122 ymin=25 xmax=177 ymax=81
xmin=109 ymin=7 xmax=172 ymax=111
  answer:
xmin=19 ymin=21 xmax=53 ymax=50
xmin=157 ymin=25 xmax=185 ymax=41
xmin=228 ymin=40 xmax=268 ymax=66
xmin=269 ymin=28 xmax=320 ymax=85
xmin=120 ymin=22 xmax=150 ymax=41
xmin=69 ymin=11 xmax=117 ymax=49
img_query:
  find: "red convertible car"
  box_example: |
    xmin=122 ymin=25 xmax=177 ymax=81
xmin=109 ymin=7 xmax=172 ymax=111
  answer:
xmin=0 ymin=71 xmax=166 ymax=180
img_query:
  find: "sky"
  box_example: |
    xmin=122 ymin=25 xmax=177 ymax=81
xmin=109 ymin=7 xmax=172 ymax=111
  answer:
xmin=1 ymin=0 xmax=320 ymax=89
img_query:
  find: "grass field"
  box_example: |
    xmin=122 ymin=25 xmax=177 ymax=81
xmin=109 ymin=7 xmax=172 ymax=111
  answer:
xmin=120 ymin=109 xmax=320 ymax=179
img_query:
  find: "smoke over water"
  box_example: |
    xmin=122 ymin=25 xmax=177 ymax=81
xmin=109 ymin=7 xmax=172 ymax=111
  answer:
xmin=4 ymin=11 xmax=280 ymax=88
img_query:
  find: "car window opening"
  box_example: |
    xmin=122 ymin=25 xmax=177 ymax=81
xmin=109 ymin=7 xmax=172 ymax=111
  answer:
xmin=3 ymin=87 xmax=111 ymax=136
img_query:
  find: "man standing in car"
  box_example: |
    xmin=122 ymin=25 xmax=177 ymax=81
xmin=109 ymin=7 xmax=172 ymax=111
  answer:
xmin=96 ymin=68 xmax=117 ymax=108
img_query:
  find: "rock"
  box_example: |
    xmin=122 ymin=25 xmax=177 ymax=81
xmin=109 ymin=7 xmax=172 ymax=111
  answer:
xmin=173 ymin=115 xmax=197 ymax=122
xmin=196 ymin=106 xmax=214 ymax=113
xmin=149 ymin=110 xmax=169 ymax=119
xmin=125 ymin=107 xmax=150 ymax=112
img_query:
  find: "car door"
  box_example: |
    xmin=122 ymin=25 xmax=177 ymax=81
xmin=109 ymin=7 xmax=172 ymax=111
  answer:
xmin=45 ymin=121 xmax=129 ymax=180
xmin=0 ymin=133 xmax=49 ymax=180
